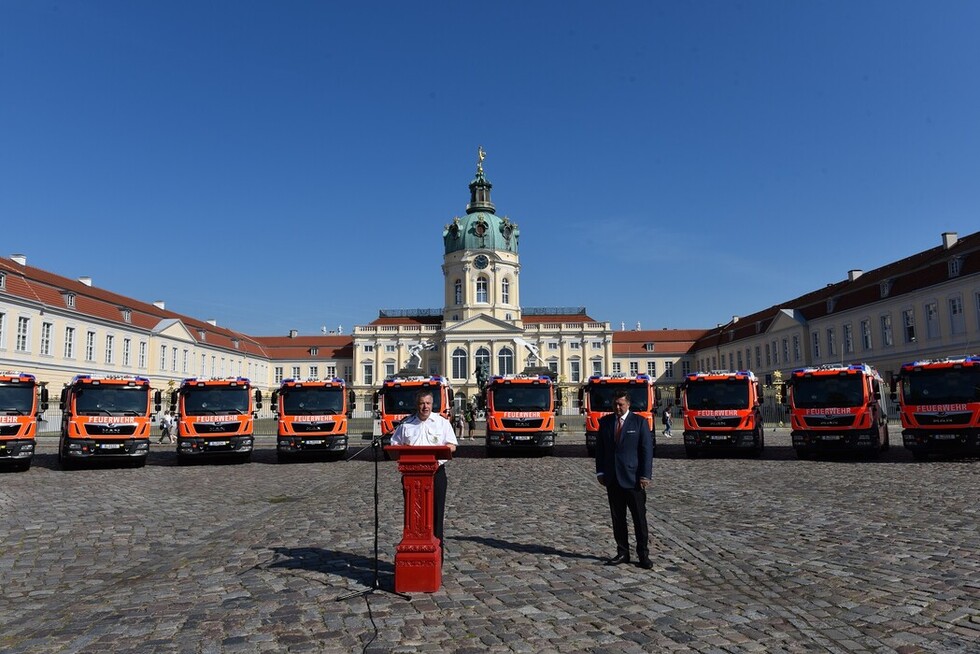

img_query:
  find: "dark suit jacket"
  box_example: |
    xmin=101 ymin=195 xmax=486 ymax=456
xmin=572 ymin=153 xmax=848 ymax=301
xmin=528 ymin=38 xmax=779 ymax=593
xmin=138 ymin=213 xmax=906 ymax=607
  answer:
xmin=595 ymin=411 xmax=654 ymax=489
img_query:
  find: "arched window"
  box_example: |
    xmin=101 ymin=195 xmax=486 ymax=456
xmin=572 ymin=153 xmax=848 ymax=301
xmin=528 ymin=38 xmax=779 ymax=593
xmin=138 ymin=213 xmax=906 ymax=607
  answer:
xmin=476 ymin=276 xmax=489 ymax=303
xmin=454 ymin=279 xmax=462 ymax=305
xmin=452 ymin=348 xmax=468 ymax=380
xmin=497 ymin=347 xmax=514 ymax=375
xmin=475 ymin=347 xmax=491 ymax=376
xmin=501 ymin=278 xmax=510 ymax=304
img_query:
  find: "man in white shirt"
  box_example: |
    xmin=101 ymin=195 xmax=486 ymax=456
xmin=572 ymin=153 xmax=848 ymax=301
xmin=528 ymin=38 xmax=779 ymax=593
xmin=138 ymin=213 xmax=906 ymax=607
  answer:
xmin=390 ymin=390 xmax=458 ymax=559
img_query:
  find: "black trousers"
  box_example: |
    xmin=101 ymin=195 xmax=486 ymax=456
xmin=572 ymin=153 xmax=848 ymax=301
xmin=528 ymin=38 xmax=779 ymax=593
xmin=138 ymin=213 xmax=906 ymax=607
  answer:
xmin=433 ymin=465 xmax=447 ymax=553
xmin=606 ymin=484 xmax=649 ymax=559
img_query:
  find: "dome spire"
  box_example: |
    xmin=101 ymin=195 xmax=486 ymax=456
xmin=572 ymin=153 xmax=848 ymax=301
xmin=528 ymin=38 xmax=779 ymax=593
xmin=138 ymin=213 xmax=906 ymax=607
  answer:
xmin=466 ymin=145 xmax=495 ymax=215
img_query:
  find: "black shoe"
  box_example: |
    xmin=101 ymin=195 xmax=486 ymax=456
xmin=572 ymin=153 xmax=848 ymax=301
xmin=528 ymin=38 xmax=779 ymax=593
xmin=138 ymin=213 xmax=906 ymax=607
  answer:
xmin=605 ymin=553 xmax=630 ymax=566
xmin=638 ymin=557 xmax=653 ymax=569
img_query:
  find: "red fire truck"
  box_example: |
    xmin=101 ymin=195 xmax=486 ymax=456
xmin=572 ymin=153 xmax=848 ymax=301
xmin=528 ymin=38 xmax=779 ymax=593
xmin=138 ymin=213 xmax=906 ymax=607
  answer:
xmin=890 ymin=356 xmax=980 ymax=461
xmin=578 ymin=374 xmax=656 ymax=456
xmin=484 ymin=373 xmax=561 ymax=456
xmin=272 ymin=377 xmax=354 ymax=461
xmin=171 ymin=377 xmax=262 ymax=464
xmin=374 ymin=375 xmax=454 ymax=449
xmin=59 ymin=375 xmax=161 ymax=468
xmin=676 ymin=370 xmax=764 ymax=458
xmin=0 ymin=371 xmax=48 ymax=471
xmin=784 ymin=364 xmax=890 ymax=458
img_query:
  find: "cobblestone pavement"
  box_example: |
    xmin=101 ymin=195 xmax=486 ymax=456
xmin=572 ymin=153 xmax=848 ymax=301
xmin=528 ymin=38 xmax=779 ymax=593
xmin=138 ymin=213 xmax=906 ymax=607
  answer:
xmin=1 ymin=429 xmax=977 ymax=653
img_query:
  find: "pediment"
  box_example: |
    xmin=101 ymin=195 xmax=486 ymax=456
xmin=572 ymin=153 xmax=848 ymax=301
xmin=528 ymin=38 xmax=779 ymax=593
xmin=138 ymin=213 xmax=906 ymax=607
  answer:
xmin=443 ymin=313 xmax=522 ymax=335
xmin=152 ymin=318 xmax=196 ymax=342
xmin=766 ymin=308 xmax=807 ymax=333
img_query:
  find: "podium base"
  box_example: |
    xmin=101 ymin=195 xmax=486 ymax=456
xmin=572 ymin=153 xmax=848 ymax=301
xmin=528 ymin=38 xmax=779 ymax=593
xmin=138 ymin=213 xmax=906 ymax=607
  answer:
xmin=394 ymin=545 xmax=443 ymax=593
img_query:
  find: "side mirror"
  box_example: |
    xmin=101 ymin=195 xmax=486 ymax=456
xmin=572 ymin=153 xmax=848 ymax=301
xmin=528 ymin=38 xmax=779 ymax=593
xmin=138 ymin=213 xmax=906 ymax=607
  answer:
xmin=153 ymin=390 xmax=162 ymax=412
xmin=270 ymin=390 xmax=279 ymax=406
xmin=674 ymin=386 xmax=682 ymax=403
xmin=169 ymin=390 xmax=178 ymax=407
xmin=59 ymin=387 xmax=68 ymax=410
xmin=254 ymin=390 xmax=263 ymax=409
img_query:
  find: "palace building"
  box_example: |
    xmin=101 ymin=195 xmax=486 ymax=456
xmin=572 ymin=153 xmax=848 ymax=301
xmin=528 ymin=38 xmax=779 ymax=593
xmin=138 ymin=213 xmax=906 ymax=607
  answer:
xmin=1 ymin=151 xmax=978 ymax=418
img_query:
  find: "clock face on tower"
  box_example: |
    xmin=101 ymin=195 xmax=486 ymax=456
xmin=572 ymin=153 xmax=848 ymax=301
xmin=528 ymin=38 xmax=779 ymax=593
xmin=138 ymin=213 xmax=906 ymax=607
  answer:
xmin=474 ymin=254 xmax=489 ymax=270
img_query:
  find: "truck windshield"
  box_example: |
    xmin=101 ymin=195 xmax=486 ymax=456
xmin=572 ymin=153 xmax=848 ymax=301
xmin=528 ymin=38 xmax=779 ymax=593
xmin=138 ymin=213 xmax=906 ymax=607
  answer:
xmin=0 ymin=383 xmax=35 ymax=414
xmin=382 ymin=387 xmax=443 ymax=414
xmin=491 ymin=385 xmax=552 ymax=412
xmin=74 ymin=385 xmax=148 ymax=415
xmin=686 ymin=380 xmax=750 ymax=410
xmin=588 ymin=385 xmax=650 ymax=412
xmin=792 ymin=376 xmax=865 ymax=409
xmin=183 ymin=387 xmax=249 ymax=415
xmin=903 ymin=367 xmax=980 ymax=405
xmin=282 ymin=386 xmax=344 ymax=414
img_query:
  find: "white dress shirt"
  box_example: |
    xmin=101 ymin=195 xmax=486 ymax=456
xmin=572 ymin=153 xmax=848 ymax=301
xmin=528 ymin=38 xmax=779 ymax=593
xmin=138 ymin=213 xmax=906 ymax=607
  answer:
xmin=390 ymin=413 xmax=458 ymax=465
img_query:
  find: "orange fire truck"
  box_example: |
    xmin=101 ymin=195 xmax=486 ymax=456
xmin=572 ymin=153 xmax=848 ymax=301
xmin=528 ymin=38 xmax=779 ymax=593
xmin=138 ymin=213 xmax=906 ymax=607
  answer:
xmin=272 ymin=377 xmax=354 ymax=461
xmin=676 ymin=370 xmax=764 ymax=458
xmin=170 ymin=377 xmax=262 ymax=463
xmin=783 ymin=364 xmax=890 ymax=458
xmin=484 ymin=373 xmax=561 ymax=456
xmin=0 ymin=371 xmax=49 ymax=471
xmin=374 ymin=375 xmax=454 ymax=448
xmin=578 ymin=374 xmax=656 ymax=456
xmin=58 ymin=375 xmax=161 ymax=468
xmin=890 ymin=356 xmax=980 ymax=461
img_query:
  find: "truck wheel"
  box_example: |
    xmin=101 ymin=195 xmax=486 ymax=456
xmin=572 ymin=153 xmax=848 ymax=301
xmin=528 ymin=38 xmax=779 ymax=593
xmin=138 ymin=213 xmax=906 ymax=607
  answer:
xmin=685 ymin=446 xmax=699 ymax=459
xmin=881 ymin=426 xmax=890 ymax=451
xmin=14 ymin=459 xmax=31 ymax=472
xmin=752 ymin=431 xmax=765 ymax=457
xmin=131 ymin=457 xmax=147 ymax=469
xmin=59 ymin=446 xmax=75 ymax=470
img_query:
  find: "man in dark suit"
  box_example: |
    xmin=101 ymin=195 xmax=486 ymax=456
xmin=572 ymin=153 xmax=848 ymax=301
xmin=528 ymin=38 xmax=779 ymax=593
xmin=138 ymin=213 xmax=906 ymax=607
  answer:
xmin=595 ymin=389 xmax=655 ymax=569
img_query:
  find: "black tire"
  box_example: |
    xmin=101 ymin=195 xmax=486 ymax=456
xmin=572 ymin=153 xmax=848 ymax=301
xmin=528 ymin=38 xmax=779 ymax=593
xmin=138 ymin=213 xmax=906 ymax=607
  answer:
xmin=14 ymin=459 xmax=32 ymax=472
xmin=751 ymin=430 xmax=765 ymax=458
xmin=685 ymin=446 xmax=699 ymax=459
xmin=881 ymin=425 xmax=890 ymax=451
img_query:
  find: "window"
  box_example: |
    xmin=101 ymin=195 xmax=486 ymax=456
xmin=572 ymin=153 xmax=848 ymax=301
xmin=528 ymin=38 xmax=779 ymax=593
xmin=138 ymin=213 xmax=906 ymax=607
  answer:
xmin=592 ymin=359 xmax=603 ymax=375
xmin=65 ymin=293 xmax=76 ymax=308
xmin=765 ymin=343 xmax=771 ymax=366
xmin=728 ymin=353 xmax=734 ymax=370
xmin=782 ymin=339 xmax=789 ymax=364
xmin=737 ymin=350 xmax=744 ymax=369
xmin=182 ymin=349 xmax=188 ymax=373
xmin=826 ymin=328 xmax=837 ymax=357
xmin=160 ymin=345 xmax=167 ymax=370
xmin=949 ymin=256 xmax=962 ymax=277
xmin=325 ymin=364 xmax=336 ymax=378
xmin=274 ymin=367 xmax=284 ymax=384
xmin=880 ymin=315 xmax=894 ymax=347
xmin=171 ymin=347 xmax=178 ymax=372
xmin=363 ymin=344 xmax=374 ymax=353
xmin=122 ymin=308 xmax=132 ymax=323
xmin=569 ymin=341 xmax=580 ymax=350
xmin=612 ymin=362 xmax=622 ymax=374
xmin=476 ymin=277 xmax=488 ymax=303
xmin=548 ymin=342 xmax=559 ymax=351
xmin=755 ymin=346 xmax=761 ymax=369
xmin=292 ymin=366 xmax=301 ymax=379
xmin=592 ymin=341 xmax=603 ymax=350
xmin=385 ymin=344 xmax=396 ymax=353
xmin=811 ymin=332 xmax=820 ymax=359
xmin=139 ymin=342 xmax=147 ymax=368
xmin=344 ymin=365 xmax=352 ymax=380
xmin=309 ymin=366 xmax=318 ymax=379
xmin=310 ymin=347 xmax=318 ymax=356
xmin=385 ymin=362 xmax=395 ymax=377
xmin=949 ymin=296 xmax=965 ymax=334
xmin=452 ymin=348 xmax=468 ymax=379
xmin=925 ymin=302 xmax=940 ymax=339
xmin=497 ymin=347 xmax=514 ymax=375
xmin=475 ymin=347 xmax=490 ymax=376
xmin=548 ymin=360 xmax=558 ymax=376
xmin=210 ymin=355 xmax=216 ymax=376
xmin=363 ymin=363 xmax=374 ymax=385
xmin=682 ymin=361 xmax=691 ymax=377
xmin=40 ymin=322 xmax=52 ymax=356
xmin=629 ymin=361 xmax=638 ymax=376
xmin=644 ymin=343 xmax=654 ymax=352
xmin=105 ymin=334 xmax=115 ymax=364
xmin=64 ymin=327 xmax=76 ymax=358
xmin=123 ymin=338 xmax=132 ymax=366
xmin=665 ymin=361 xmax=674 ymax=379
xmin=454 ymin=279 xmax=462 ymax=305
xmin=792 ymin=335 xmax=801 ymax=362
xmin=0 ymin=272 xmax=4 ymax=289
xmin=501 ymin=278 xmax=510 ymax=304
xmin=902 ymin=309 xmax=916 ymax=344
xmin=843 ymin=324 xmax=854 ymax=354
xmin=861 ymin=320 xmax=873 ymax=350
xmin=16 ymin=317 xmax=30 ymax=352
xmin=647 ymin=361 xmax=656 ymax=377
xmin=0 ymin=312 xmax=4 ymax=348
xmin=201 ymin=354 xmax=206 ymax=376
xmin=570 ymin=360 xmax=581 ymax=383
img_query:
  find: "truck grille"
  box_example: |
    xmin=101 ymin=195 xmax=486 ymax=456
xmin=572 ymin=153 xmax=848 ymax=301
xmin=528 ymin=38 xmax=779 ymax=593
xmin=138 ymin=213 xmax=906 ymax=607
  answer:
xmin=194 ymin=423 xmax=239 ymax=434
xmin=293 ymin=423 xmax=336 ymax=433
xmin=694 ymin=416 xmax=741 ymax=428
xmin=85 ymin=424 xmax=138 ymax=436
xmin=0 ymin=425 xmax=22 ymax=436
xmin=501 ymin=418 xmax=544 ymax=429
xmin=802 ymin=415 xmax=856 ymax=428
xmin=914 ymin=412 xmax=972 ymax=426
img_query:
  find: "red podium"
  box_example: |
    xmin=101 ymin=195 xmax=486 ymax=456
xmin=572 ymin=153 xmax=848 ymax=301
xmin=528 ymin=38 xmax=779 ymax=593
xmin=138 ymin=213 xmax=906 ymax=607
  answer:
xmin=385 ymin=445 xmax=452 ymax=593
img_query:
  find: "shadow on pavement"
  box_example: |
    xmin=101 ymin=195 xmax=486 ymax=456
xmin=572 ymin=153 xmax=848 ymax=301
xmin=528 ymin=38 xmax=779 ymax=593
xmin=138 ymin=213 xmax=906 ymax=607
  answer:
xmin=265 ymin=546 xmax=395 ymax=590
xmin=450 ymin=534 xmax=604 ymax=562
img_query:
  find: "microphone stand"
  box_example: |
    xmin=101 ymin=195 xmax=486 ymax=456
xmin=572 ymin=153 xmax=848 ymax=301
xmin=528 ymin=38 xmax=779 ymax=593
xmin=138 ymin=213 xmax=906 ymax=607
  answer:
xmin=336 ymin=434 xmax=410 ymax=602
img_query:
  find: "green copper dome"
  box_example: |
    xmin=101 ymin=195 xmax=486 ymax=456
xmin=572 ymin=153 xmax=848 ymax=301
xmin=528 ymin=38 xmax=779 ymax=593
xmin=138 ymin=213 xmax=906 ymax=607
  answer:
xmin=443 ymin=150 xmax=519 ymax=255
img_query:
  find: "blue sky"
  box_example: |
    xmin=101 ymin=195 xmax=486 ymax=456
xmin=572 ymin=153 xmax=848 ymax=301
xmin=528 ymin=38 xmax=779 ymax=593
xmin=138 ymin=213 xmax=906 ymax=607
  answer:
xmin=3 ymin=1 xmax=978 ymax=336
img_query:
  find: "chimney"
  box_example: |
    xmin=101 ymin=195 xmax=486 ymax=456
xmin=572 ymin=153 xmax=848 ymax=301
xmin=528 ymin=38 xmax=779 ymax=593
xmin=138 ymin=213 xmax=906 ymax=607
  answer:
xmin=289 ymin=329 xmax=298 ymax=338
xmin=153 ymin=301 xmax=166 ymax=310
xmin=10 ymin=254 xmax=26 ymax=266
xmin=732 ymin=315 xmax=739 ymax=324
xmin=847 ymin=269 xmax=863 ymax=282
xmin=206 ymin=319 xmax=217 ymax=326
xmin=942 ymin=232 xmax=958 ymax=250
xmin=78 ymin=276 xmax=92 ymax=287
